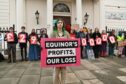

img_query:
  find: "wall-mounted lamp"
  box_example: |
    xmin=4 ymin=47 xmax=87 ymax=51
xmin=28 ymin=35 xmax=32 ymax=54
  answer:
xmin=84 ymin=13 xmax=89 ymax=25
xmin=35 ymin=10 xmax=39 ymax=24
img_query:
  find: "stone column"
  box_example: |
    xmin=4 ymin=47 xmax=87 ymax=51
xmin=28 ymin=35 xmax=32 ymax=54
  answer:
xmin=47 ymin=0 xmax=53 ymax=36
xmin=76 ymin=0 xmax=83 ymax=28
xmin=16 ymin=0 xmax=25 ymax=33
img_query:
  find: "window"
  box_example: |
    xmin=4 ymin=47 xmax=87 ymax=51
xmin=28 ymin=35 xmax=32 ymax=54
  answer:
xmin=53 ymin=3 xmax=70 ymax=12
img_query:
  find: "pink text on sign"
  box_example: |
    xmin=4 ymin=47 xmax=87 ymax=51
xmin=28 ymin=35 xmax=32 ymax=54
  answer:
xmin=89 ymin=38 xmax=95 ymax=46
xmin=102 ymin=34 xmax=108 ymax=42
xmin=30 ymin=36 xmax=37 ymax=44
xmin=19 ymin=34 xmax=26 ymax=43
xmin=109 ymin=36 xmax=116 ymax=44
xmin=7 ymin=33 xmax=14 ymax=42
xmin=82 ymin=38 xmax=87 ymax=46
xmin=96 ymin=38 xmax=102 ymax=45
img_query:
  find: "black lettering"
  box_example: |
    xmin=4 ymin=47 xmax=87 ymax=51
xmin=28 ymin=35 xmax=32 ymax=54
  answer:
xmin=46 ymin=57 xmax=76 ymax=65
xmin=45 ymin=41 xmax=78 ymax=49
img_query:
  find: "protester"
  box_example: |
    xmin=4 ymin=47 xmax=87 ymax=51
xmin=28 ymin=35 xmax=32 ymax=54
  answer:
xmin=39 ymin=29 xmax=48 ymax=39
xmin=108 ymin=30 xmax=116 ymax=57
xmin=51 ymin=19 xmax=70 ymax=84
xmin=28 ymin=29 xmax=39 ymax=61
xmin=76 ymin=28 xmax=85 ymax=59
xmin=70 ymin=29 xmax=76 ymax=39
xmin=116 ymin=32 xmax=124 ymax=57
xmin=4 ymin=27 xmax=18 ymax=63
xmin=18 ymin=26 xmax=28 ymax=61
xmin=83 ymin=27 xmax=88 ymax=59
xmin=92 ymin=28 xmax=101 ymax=58
xmin=101 ymin=30 xmax=107 ymax=57
xmin=39 ymin=29 xmax=48 ymax=59
xmin=85 ymin=28 xmax=95 ymax=59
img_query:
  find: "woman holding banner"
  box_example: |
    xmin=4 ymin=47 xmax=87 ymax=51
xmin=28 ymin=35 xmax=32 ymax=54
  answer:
xmin=28 ymin=29 xmax=39 ymax=61
xmin=51 ymin=19 xmax=70 ymax=84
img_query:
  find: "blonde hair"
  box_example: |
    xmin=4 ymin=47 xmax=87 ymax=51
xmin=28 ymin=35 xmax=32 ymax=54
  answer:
xmin=83 ymin=27 xmax=88 ymax=32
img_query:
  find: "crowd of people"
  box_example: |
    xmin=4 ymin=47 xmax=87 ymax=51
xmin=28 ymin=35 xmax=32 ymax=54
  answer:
xmin=3 ymin=26 xmax=48 ymax=63
xmin=69 ymin=27 xmax=126 ymax=59
xmin=0 ymin=18 xmax=126 ymax=84
xmin=0 ymin=23 xmax=125 ymax=63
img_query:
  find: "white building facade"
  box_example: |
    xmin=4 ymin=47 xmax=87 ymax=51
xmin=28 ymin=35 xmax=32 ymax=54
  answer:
xmin=0 ymin=0 xmax=126 ymax=35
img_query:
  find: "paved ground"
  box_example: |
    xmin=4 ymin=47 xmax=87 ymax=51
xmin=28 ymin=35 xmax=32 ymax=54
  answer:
xmin=1 ymin=55 xmax=126 ymax=84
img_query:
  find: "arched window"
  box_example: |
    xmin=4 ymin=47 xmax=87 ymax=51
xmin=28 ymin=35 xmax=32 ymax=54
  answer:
xmin=53 ymin=3 xmax=70 ymax=12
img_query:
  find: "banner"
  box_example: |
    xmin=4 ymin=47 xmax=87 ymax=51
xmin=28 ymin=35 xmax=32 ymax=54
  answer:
xmin=40 ymin=38 xmax=80 ymax=67
xmin=18 ymin=34 xmax=26 ymax=43
xmin=7 ymin=33 xmax=14 ymax=42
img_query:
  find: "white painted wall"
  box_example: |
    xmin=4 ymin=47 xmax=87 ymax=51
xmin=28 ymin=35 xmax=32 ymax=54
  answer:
xmin=71 ymin=0 xmax=76 ymax=25
xmin=104 ymin=0 xmax=126 ymax=31
xmin=82 ymin=0 xmax=94 ymax=29
xmin=93 ymin=0 xmax=100 ymax=29
xmin=9 ymin=0 xmax=16 ymax=27
xmin=0 ymin=0 xmax=9 ymax=27
xmin=26 ymin=0 xmax=47 ymax=34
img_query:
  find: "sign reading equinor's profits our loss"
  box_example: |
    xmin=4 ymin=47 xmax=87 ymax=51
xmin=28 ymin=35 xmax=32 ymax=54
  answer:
xmin=40 ymin=38 xmax=80 ymax=67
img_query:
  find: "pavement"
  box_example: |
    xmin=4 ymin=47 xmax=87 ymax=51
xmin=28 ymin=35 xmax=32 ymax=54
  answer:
xmin=1 ymin=54 xmax=126 ymax=84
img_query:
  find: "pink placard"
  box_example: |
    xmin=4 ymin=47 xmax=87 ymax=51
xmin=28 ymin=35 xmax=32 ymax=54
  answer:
xmin=102 ymin=34 xmax=108 ymax=42
xmin=40 ymin=38 xmax=81 ymax=68
xmin=96 ymin=37 xmax=102 ymax=45
xmin=7 ymin=33 xmax=14 ymax=42
xmin=89 ymin=38 xmax=95 ymax=46
xmin=82 ymin=38 xmax=87 ymax=46
xmin=109 ymin=36 xmax=116 ymax=44
xmin=19 ymin=34 xmax=26 ymax=43
xmin=30 ymin=36 xmax=37 ymax=44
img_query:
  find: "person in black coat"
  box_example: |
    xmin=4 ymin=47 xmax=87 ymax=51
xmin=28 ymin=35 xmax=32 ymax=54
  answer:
xmin=108 ymin=30 xmax=116 ymax=57
xmin=39 ymin=29 xmax=48 ymax=40
xmin=4 ymin=27 xmax=18 ymax=63
xmin=92 ymin=28 xmax=101 ymax=58
xmin=18 ymin=26 xmax=28 ymax=61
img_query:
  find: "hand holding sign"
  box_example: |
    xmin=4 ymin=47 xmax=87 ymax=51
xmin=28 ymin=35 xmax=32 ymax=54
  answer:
xmin=109 ymin=36 xmax=116 ymax=44
xmin=96 ymin=38 xmax=102 ymax=45
xmin=82 ymin=38 xmax=87 ymax=46
xmin=102 ymin=34 xmax=107 ymax=42
xmin=7 ymin=33 xmax=14 ymax=42
xmin=30 ymin=36 xmax=37 ymax=44
xmin=89 ymin=38 xmax=95 ymax=46
xmin=19 ymin=34 xmax=26 ymax=43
